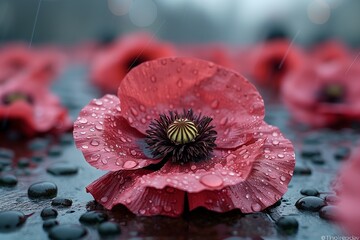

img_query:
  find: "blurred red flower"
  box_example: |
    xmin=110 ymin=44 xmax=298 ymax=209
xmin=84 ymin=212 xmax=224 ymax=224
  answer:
xmin=74 ymin=57 xmax=295 ymax=217
xmin=90 ymin=32 xmax=175 ymax=93
xmin=249 ymin=40 xmax=304 ymax=90
xmin=310 ymin=40 xmax=350 ymax=65
xmin=0 ymin=74 xmax=71 ymax=137
xmin=337 ymin=149 xmax=360 ymax=236
xmin=282 ymin=61 xmax=360 ymax=128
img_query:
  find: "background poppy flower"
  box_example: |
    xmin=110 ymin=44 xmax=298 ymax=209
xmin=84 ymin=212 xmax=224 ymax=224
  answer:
xmin=90 ymin=32 xmax=176 ymax=93
xmin=0 ymin=74 xmax=72 ymax=137
xmin=309 ymin=40 xmax=350 ymax=65
xmin=282 ymin=61 xmax=360 ymax=128
xmin=248 ymin=39 xmax=304 ymax=90
xmin=336 ymin=148 xmax=360 ymax=236
xmin=74 ymin=57 xmax=295 ymax=217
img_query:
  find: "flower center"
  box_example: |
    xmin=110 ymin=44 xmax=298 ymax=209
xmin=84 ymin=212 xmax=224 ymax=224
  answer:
xmin=145 ymin=109 xmax=217 ymax=163
xmin=318 ymin=83 xmax=345 ymax=103
xmin=1 ymin=92 xmax=33 ymax=105
xmin=167 ymin=118 xmax=198 ymax=144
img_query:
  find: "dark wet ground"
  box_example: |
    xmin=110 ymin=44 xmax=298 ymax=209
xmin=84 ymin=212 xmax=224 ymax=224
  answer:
xmin=0 ymin=65 xmax=356 ymax=239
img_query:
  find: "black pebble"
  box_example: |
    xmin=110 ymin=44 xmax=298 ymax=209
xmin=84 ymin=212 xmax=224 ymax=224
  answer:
xmin=0 ymin=211 xmax=26 ymax=232
xmin=41 ymin=208 xmax=58 ymax=220
xmin=0 ymin=158 xmax=11 ymax=168
xmin=293 ymin=166 xmax=312 ymax=176
xmin=51 ymin=198 xmax=73 ymax=207
xmin=48 ymin=146 xmax=63 ymax=157
xmin=47 ymin=162 xmax=79 ymax=176
xmin=98 ymin=222 xmax=121 ymax=236
xmin=319 ymin=206 xmax=338 ymax=220
xmin=59 ymin=134 xmax=73 ymax=145
xmin=300 ymin=188 xmax=320 ymax=196
xmin=79 ymin=211 xmax=108 ymax=225
xmin=334 ymin=147 xmax=351 ymax=161
xmin=43 ymin=219 xmax=59 ymax=230
xmin=28 ymin=138 xmax=49 ymax=151
xmin=48 ymin=224 xmax=87 ymax=240
xmin=301 ymin=149 xmax=321 ymax=159
xmin=0 ymin=148 xmax=14 ymax=159
xmin=295 ymin=196 xmax=326 ymax=211
xmin=310 ymin=155 xmax=325 ymax=165
xmin=275 ymin=216 xmax=299 ymax=235
xmin=0 ymin=174 xmax=18 ymax=187
xmin=28 ymin=181 xmax=58 ymax=199
xmin=17 ymin=158 xmax=31 ymax=168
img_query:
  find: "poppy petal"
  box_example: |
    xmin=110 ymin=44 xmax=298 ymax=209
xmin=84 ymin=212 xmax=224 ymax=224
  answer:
xmin=74 ymin=94 xmax=161 ymax=171
xmin=86 ymin=170 xmax=185 ymax=217
xmin=118 ymin=57 xmax=265 ymax=149
xmin=138 ymin=123 xmax=294 ymax=199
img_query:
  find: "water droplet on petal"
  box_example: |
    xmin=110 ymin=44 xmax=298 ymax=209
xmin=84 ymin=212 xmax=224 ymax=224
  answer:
xmin=226 ymin=154 xmax=236 ymax=161
xmin=82 ymin=145 xmax=89 ymax=149
xmin=128 ymin=117 xmax=134 ymax=124
xmin=251 ymin=203 xmax=261 ymax=212
xmin=91 ymin=154 xmax=101 ymax=161
xmin=163 ymin=206 xmax=172 ymax=212
xmin=101 ymin=197 xmax=108 ymax=203
xmin=211 ymin=100 xmax=219 ymax=109
xmin=95 ymin=124 xmax=103 ymax=130
xmin=79 ymin=118 xmax=88 ymax=124
xmin=272 ymin=140 xmax=280 ymax=146
xmin=90 ymin=140 xmax=100 ymax=146
xmin=130 ymin=107 xmax=138 ymax=116
xmin=280 ymin=176 xmax=286 ymax=181
xmin=220 ymin=117 xmax=228 ymax=125
xmin=161 ymin=59 xmax=167 ymax=65
xmin=150 ymin=76 xmax=156 ymax=83
xmin=130 ymin=150 xmax=137 ymax=156
xmin=123 ymin=160 xmax=138 ymax=169
xmin=139 ymin=105 xmax=146 ymax=112
xmin=277 ymin=153 xmax=285 ymax=158
xmin=200 ymin=174 xmax=223 ymax=188
xmin=177 ymin=78 xmax=183 ymax=88
xmin=95 ymin=100 xmax=103 ymax=106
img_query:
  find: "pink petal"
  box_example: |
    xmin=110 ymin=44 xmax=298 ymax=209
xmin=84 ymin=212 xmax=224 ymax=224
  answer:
xmin=118 ymin=57 xmax=265 ymax=149
xmin=73 ymin=94 xmax=161 ymax=171
xmin=86 ymin=170 xmax=185 ymax=217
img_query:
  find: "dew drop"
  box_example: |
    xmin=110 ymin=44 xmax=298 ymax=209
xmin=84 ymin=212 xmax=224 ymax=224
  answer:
xmin=211 ymin=99 xmax=219 ymax=109
xmin=95 ymin=124 xmax=103 ymax=130
xmin=139 ymin=105 xmax=146 ymax=112
xmin=79 ymin=118 xmax=88 ymax=124
xmin=95 ymin=100 xmax=103 ymax=106
xmin=200 ymin=174 xmax=223 ymax=188
xmin=177 ymin=78 xmax=183 ymax=88
xmin=251 ymin=203 xmax=261 ymax=212
xmin=150 ymin=76 xmax=156 ymax=83
xmin=277 ymin=153 xmax=285 ymax=159
xmin=208 ymin=62 xmax=215 ymax=68
xmin=130 ymin=150 xmax=137 ymax=156
xmin=101 ymin=159 xmax=108 ymax=165
xmin=120 ymin=137 xmax=127 ymax=143
xmin=128 ymin=117 xmax=134 ymax=124
xmin=280 ymin=176 xmax=286 ymax=182
xmin=90 ymin=140 xmax=100 ymax=146
xmin=91 ymin=154 xmax=101 ymax=161
xmin=245 ymin=194 xmax=250 ymax=199
xmin=220 ymin=117 xmax=228 ymax=125
xmin=123 ymin=160 xmax=138 ymax=169
xmin=226 ymin=154 xmax=236 ymax=161
xmin=82 ymin=145 xmax=89 ymax=149
xmin=130 ymin=107 xmax=138 ymax=116
xmin=272 ymin=140 xmax=280 ymax=146
xmin=161 ymin=59 xmax=167 ymax=65
xmin=101 ymin=197 xmax=108 ymax=203
xmin=163 ymin=206 xmax=172 ymax=212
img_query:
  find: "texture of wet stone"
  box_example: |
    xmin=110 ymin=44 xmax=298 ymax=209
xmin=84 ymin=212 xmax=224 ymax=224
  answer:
xmin=0 ymin=66 xmax=352 ymax=239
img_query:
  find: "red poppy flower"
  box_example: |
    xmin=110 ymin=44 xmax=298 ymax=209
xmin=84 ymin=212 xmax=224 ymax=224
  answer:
xmin=310 ymin=40 xmax=350 ymax=65
xmin=74 ymin=57 xmax=295 ymax=217
xmin=249 ymin=40 xmax=304 ymax=90
xmin=282 ymin=61 xmax=360 ymax=128
xmin=90 ymin=32 xmax=176 ymax=93
xmin=336 ymin=149 xmax=360 ymax=236
xmin=0 ymin=74 xmax=72 ymax=137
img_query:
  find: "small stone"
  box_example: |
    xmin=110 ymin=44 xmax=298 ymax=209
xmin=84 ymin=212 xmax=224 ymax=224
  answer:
xmin=59 ymin=134 xmax=73 ymax=145
xmin=48 ymin=224 xmax=87 ymax=240
xmin=98 ymin=222 xmax=121 ymax=236
xmin=334 ymin=147 xmax=350 ymax=161
xmin=300 ymin=188 xmax=320 ymax=196
xmin=79 ymin=211 xmax=108 ymax=225
xmin=301 ymin=149 xmax=321 ymax=159
xmin=47 ymin=162 xmax=79 ymax=176
xmin=28 ymin=138 xmax=49 ymax=151
xmin=293 ymin=166 xmax=312 ymax=176
xmin=276 ymin=216 xmax=299 ymax=235
xmin=295 ymin=196 xmax=326 ymax=211
xmin=48 ymin=146 xmax=63 ymax=157
xmin=310 ymin=155 xmax=325 ymax=165
xmin=0 ymin=211 xmax=26 ymax=232
xmin=51 ymin=198 xmax=72 ymax=207
xmin=0 ymin=148 xmax=14 ymax=159
xmin=28 ymin=182 xmax=58 ymax=199
xmin=0 ymin=174 xmax=18 ymax=187
xmin=41 ymin=208 xmax=58 ymax=220
xmin=319 ymin=206 xmax=338 ymax=220
xmin=17 ymin=158 xmax=31 ymax=168
xmin=43 ymin=219 xmax=59 ymax=230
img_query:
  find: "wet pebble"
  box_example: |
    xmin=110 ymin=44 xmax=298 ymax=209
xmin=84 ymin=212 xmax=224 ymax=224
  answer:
xmin=301 ymin=149 xmax=321 ymax=159
xmin=17 ymin=158 xmax=31 ymax=168
xmin=300 ymin=188 xmax=320 ymax=196
xmin=47 ymin=162 xmax=79 ymax=176
xmin=79 ymin=211 xmax=108 ymax=225
xmin=334 ymin=147 xmax=350 ymax=161
xmin=51 ymin=198 xmax=73 ymax=207
xmin=275 ymin=216 xmax=299 ymax=235
xmin=28 ymin=181 xmax=58 ymax=199
xmin=48 ymin=146 xmax=63 ymax=157
xmin=28 ymin=138 xmax=49 ymax=151
xmin=0 ymin=157 xmax=11 ymax=168
xmin=319 ymin=206 xmax=338 ymax=220
xmin=48 ymin=224 xmax=87 ymax=240
xmin=31 ymin=155 xmax=44 ymax=163
xmin=41 ymin=208 xmax=58 ymax=219
xmin=295 ymin=196 xmax=326 ymax=211
xmin=43 ymin=219 xmax=59 ymax=230
xmin=98 ymin=222 xmax=121 ymax=236
xmin=0 ymin=148 xmax=14 ymax=159
xmin=59 ymin=134 xmax=73 ymax=145
xmin=0 ymin=174 xmax=18 ymax=187
xmin=0 ymin=211 xmax=26 ymax=232
xmin=310 ymin=155 xmax=325 ymax=165
xmin=324 ymin=195 xmax=340 ymax=205
xmin=293 ymin=166 xmax=312 ymax=176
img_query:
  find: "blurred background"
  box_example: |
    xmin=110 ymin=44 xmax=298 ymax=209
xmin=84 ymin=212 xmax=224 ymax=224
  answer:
xmin=1 ymin=0 xmax=360 ymax=47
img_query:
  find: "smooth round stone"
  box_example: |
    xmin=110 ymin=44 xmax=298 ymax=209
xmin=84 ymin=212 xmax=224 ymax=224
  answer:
xmin=59 ymin=134 xmax=73 ymax=145
xmin=300 ymin=188 xmax=320 ymax=196
xmin=43 ymin=219 xmax=59 ymax=230
xmin=41 ymin=208 xmax=58 ymax=219
xmin=310 ymin=155 xmax=325 ymax=165
xmin=0 ymin=148 xmax=14 ymax=159
xmin=293 ymin=166 xmax=312 ymax=176
xmin=334 ymin=147 xmax=350 ymax=161
xmin=0 ymin=158 xmax=11 ymax=168
xmin=275 ymin=216 xmax=299 ymax=235
xmin=79 ymin=211 xmax=108 ymax=225
xmin=319 ymin=206 xmax=338 ymax=220
xmin=48 ymin=146 xmax=63 ymax=157
xmin=17 ymin=158 xmax=31 ymax=168
xmin=98 ymin=222 xmax=121 ymax=236
xmin=324 ymin=195 xmax=340 ymax=205
xmin=0 ymin=174 xmax=18 ymax=187
xmin=28 ymin=182 xmax=58 ymax=199
xmin=301 ymin=149 xmax=321 ymax=159
xmin=0 ymin=211 xmax=26 ymax=232
xmin=31 ymin=155 xmax=44 ymax=163
xmin=48 ymin=224 xmax=87 ymax=240
xmin=28 ymin=138 xmax=49 ymax=151
xmin=295 ymin=196 xmax=326 ymax=211
xmin=51 ymin=198 xmax=73 ymax=207
xmin=47 ymin=162 xmax=79 ymax=176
